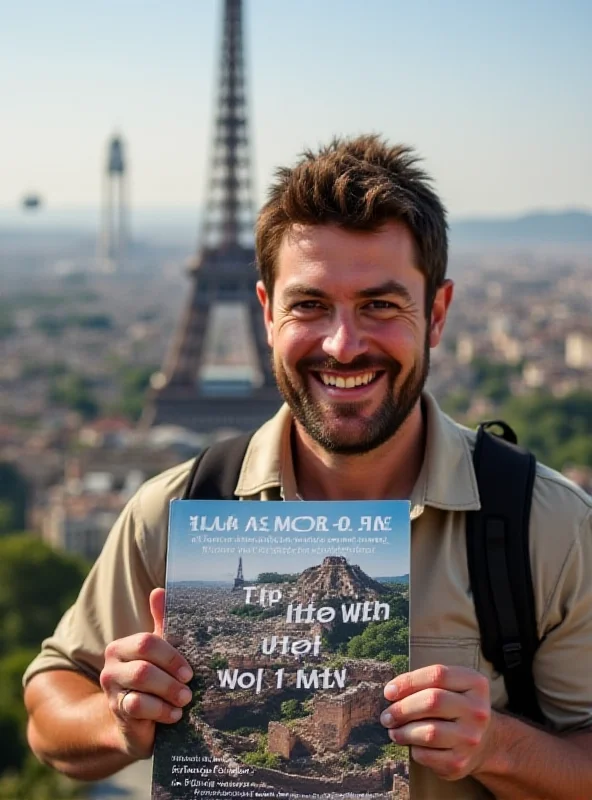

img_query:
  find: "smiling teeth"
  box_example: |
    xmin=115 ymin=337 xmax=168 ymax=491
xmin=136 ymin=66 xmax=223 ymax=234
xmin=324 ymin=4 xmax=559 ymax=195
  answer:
xmin=320 ymin=372 xmax=376 ymax=388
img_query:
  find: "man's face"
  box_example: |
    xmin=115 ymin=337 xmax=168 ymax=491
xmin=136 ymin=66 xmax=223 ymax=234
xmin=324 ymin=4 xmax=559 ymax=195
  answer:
xmin=257 ymin=222 xmax=452 ymax=455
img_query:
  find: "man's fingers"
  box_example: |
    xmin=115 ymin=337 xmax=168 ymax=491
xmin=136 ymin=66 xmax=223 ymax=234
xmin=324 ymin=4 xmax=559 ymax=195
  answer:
xmin=388 ymin=719 xmax=478 ymax=750
xmin=118 ymin=689 xmax=184 ymax=725
xmin=150 ymin=587 xmax=166 ymax=638
xmin=105 ymin=660 xmax=193 ymax=710
xmin=104 ymin=632 xmax=193 ymax=683
xmin=381 ymin=687 xmax=474 ymax=728
xmin=385 ymin=665 xmax=489 ymax=702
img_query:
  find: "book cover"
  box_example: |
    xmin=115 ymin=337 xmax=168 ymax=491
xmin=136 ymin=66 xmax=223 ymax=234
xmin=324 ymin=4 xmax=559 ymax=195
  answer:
xmin=152 ymin=500 xmax=410 ymax=800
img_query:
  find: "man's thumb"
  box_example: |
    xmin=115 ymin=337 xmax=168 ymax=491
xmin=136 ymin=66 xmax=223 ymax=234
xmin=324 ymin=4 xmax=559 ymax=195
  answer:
xmin=149 ymin=587 xmax=166 ymax=638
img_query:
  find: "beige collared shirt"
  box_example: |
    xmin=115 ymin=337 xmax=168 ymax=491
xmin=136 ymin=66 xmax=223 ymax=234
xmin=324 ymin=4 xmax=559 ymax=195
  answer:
xmin=24 ymin=393 xmax=592 ymax=799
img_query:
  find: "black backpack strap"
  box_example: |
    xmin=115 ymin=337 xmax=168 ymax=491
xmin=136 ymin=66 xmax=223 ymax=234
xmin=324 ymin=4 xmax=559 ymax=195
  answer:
xmin=466 ymin=420 xmax=545 ymax=724
xmin=182 ymin=432 xmax=254 ymax=500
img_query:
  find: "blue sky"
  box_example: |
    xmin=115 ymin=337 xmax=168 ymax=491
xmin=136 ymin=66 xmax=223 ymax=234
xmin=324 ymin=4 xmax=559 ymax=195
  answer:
xmin=166 ymin=500 xmax=410 ymax=582
xmin=2 ymin=0 xmax=591 ymax=216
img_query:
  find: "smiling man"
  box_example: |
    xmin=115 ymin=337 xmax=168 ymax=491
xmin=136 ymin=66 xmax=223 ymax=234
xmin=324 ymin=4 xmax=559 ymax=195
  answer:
xmin=23 ymin=136 xmax=592 ymax=799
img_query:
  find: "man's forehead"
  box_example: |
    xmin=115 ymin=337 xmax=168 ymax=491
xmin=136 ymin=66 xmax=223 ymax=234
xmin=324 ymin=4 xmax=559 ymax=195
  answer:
xmin=275 ymin=222 xmax=424 ymax=293
xmin=279 ymin=221 xmax=417 ymax=259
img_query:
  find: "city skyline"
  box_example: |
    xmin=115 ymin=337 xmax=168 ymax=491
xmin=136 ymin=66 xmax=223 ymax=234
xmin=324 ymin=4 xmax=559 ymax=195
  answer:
xmin=3 ymin=0 xmax=591 ymax=217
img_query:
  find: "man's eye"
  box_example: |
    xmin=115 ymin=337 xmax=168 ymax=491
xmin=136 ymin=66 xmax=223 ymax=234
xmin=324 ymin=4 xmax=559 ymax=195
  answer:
xmin=292 ymin=301 xmax=325 ymax=311
xmin=365 ymin=300 xmax=399 ymax=311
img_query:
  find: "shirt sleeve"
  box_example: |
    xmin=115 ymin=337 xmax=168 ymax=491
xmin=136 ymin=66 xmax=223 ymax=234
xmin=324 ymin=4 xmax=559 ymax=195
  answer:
xmin=21 ymin=462 xmax=189 ymax=686
xmin=531 ymin=479 xmax=592 ymax=732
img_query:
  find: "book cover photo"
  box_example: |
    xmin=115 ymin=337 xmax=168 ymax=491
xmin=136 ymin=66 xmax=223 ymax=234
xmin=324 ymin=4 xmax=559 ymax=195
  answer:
xmin=152 ymin=500 xmax=410 ymax=800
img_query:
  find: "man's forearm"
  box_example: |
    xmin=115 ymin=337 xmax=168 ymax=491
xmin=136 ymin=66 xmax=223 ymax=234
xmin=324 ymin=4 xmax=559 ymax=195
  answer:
xmin=475 ymin=711 xmax=592 ymax=799
xmin=25 ymin=670 xmax=136 ymax=781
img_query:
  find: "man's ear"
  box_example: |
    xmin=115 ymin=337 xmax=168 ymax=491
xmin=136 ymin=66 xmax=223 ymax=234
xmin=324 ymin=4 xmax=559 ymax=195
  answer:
xmin=256 ymin=281 xmax=274 ymax=348
xmin=429 ymin=279 xmax=454 ymax=348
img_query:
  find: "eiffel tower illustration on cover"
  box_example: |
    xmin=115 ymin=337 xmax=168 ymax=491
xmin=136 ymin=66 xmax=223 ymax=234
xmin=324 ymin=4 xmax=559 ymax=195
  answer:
xmin=143 ymin=0 xmax=281 ymax=433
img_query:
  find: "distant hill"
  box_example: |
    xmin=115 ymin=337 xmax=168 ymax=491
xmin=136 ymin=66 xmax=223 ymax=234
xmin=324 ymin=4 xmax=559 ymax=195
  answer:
xmin=450 ymin=210 xmax=592 ymax=245
xmin=3 ymin=207 xmax=590 ymax=248
xmin=376 ymin=574 xmax=409 ymax=585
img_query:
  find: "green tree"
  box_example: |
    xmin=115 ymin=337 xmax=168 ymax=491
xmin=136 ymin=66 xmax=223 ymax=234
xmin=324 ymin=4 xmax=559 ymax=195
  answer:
xmin=390 ymin=654 xmax=409 ymax=674
xmin=0 ymin=538 xmax=90 ymax=791
xmin=0 ymin=463 xmax=29 ymax=535
xmin=208 ymin=654 xmax=228 ymax=670
xmin=49 ymin=373 xmax=99 ymax=419
xmin=0 ymin=650 xmax=39 ymax=776
xmin=471 ymin=357 xmax=522 ymax=405
xmin=499 ymin=391 xmax=592 ymax=470
xmin=0 ymin=756 xmax=84 ymax=799
xmin=0 ymin=535 xmax=89 ymax=656
xmin=255 ymin=572 xmax=298 ymax=584
xmin=280 ymin=699 xmax=309 ymax=721
xmin=73 ymin=313 xmax=112 ymax=330
xmin=117 ymin=365 xmax=158 ymax=421
xmin=346 ymin=618 xmax=409 ymax=661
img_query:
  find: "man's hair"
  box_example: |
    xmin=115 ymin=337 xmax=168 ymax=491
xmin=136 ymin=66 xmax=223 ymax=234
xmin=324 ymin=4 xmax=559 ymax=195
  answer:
xmin=255 ymin=134 xmax=448 ymax=314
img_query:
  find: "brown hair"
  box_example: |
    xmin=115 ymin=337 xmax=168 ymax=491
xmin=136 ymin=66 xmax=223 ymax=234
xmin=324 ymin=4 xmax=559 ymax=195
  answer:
xmin=255 ymin=134 xmax=448 ymax=314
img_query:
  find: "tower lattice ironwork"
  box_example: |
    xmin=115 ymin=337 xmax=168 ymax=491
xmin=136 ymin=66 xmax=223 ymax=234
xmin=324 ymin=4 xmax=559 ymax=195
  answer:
xmin=233 ymin=557 xmax=245 ymax=589
xmin=143 ymin=0 xmax=280 ymax=433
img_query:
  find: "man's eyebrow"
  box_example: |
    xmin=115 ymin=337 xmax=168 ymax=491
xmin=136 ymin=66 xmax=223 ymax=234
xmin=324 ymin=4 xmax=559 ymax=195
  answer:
xmin=281 ymin=280 xmax=414 ymax=304
xmin=356 ymin=280 xmax=413 ymax=303
xmin=282 ymin=284 xmax=329 ymax=300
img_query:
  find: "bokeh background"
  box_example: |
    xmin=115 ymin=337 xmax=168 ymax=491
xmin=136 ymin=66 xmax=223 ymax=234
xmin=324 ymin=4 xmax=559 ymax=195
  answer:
xmin=1 ymin=1 xmax=591 ymax=797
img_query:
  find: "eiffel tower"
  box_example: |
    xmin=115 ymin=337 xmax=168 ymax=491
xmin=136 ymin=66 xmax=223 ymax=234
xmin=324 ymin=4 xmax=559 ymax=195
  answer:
xmin=233 ymin=557 xmax=245 ymax=590
xmin=143 ymin=0 xmax=281 ymax=433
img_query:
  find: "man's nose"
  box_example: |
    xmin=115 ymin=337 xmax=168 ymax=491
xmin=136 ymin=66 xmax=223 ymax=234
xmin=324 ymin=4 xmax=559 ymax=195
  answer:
xmin=321 ymin=313 xmax=368 ymax=364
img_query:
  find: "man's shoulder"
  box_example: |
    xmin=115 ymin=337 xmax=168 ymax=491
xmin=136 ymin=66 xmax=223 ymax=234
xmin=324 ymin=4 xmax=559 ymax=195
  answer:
xmin=131 ymin=458 xmax=196 ymax=531
xmin=448 ymin=412 xmax=591 ymax=523
xmin=532 ymin=460 xmax=592 ymax=523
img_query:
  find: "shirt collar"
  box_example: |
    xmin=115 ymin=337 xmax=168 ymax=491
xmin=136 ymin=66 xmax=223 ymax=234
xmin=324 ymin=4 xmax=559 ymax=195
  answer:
xmin=235 ymin=393 xmax=481 ymax=515
xmin=408 ymin=392 xmax=480 ymax=518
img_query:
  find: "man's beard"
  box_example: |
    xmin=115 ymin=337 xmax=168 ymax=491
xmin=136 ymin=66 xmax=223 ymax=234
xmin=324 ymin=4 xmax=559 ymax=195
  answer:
xmin=273 ymin=335 xmax=430 ymax=456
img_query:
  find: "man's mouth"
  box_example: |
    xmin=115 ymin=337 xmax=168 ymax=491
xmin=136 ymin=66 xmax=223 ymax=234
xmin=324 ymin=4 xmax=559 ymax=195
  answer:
xmin=313 ymin=371 xmax=383 ymax=390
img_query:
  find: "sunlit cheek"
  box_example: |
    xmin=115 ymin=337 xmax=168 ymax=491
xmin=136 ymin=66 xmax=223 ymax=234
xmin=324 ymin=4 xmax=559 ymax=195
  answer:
xmin=276 ymin=320 xmax=319 ymax=355
xmin=381 ymin=320 xmax=423 ymax=352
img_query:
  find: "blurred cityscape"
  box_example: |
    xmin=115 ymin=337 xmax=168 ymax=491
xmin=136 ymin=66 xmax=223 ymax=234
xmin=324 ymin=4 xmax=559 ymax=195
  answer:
xmin=0 ymin=222 xmax=590 ymax=566
xmin=1 ymin=0 xmax=591 ymax=796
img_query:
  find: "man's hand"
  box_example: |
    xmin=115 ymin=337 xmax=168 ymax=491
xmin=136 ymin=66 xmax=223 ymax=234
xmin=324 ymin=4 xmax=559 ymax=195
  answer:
xmin=99 ymin=587 xmax=193 ymax=760
xmin=380 ymin=664 xmax=492 ymax=781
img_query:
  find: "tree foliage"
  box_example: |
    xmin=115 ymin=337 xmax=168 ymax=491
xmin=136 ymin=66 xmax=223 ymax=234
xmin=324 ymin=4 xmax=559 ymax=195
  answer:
xmin=255 ymin=572 xmax=298 ymax=584
xmin=0 ymin=463 xmax=29 ymax=535
xmin=498 ymin=391 xmax=592 ymax=470
xmin=0 ymin=536 xmax=90 ymax=789
xmin=0 ymin=535 xmax=89 ymax=657
xmin=346 ymin=617 xmax=409 ymax=662
xmin=470 ymin=357 xmax=522 ymax=404
xmin=49 ymin=373 xmax=98 ymax=419
xmin=117 ymin=365 xmax=158 ymax=421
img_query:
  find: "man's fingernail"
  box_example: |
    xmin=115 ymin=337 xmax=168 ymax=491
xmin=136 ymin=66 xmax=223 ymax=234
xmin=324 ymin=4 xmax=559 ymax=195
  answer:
xmin=170 ymin=708 xmax=182 ymax=721
xmin=178 ymin=667 xmax=193 ymax=682
xmin=178 ymin=687 xmax=192 ymax=705
xmin=381 ymin=711 xmax=394 ymax=727
xmin=386 ymin=683 xmax=398 ymax=699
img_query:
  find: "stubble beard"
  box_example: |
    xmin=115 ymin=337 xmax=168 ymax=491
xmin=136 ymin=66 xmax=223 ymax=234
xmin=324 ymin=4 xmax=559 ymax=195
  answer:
xmin=273 ymin=336 xmax=430 ymax=456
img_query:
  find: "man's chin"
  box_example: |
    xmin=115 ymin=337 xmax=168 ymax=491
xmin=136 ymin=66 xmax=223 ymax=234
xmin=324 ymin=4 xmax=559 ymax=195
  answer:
xmin=302 ymin=415 xmax=383 ymax=454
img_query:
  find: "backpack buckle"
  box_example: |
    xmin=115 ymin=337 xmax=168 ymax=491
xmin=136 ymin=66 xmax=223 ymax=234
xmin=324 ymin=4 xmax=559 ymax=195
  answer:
xmin=502 ymin=642 xmax=523 ymax=669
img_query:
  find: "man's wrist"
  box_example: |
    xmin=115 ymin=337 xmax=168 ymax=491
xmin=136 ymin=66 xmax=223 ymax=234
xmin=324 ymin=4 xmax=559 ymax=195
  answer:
xmin=472 ymin=710 xmax=515 ymax=781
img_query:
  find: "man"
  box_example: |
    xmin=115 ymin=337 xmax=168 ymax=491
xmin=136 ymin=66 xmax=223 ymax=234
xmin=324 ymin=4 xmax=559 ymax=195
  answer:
xmin=24 ymin=136 xmax=592 ymax=799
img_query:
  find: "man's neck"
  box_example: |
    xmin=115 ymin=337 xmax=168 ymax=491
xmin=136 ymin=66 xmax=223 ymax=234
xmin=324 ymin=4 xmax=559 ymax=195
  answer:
xmin=292 ymin=402 xmax=426 ymax=501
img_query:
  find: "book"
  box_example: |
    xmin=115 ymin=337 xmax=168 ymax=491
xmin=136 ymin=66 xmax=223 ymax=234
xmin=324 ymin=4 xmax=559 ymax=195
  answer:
xmin=151 ymin=500 xmax=411 ymax=800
